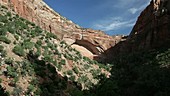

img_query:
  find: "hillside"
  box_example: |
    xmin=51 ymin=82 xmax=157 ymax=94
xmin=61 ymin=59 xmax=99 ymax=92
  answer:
xmin=91 ymin=0 xmax=170 ymax=95
xmin=104 ymin=0 xmax=170 ymax=62
xmin=0 ymin=0 xmax=120 ymax=61
xmin=0 ymin=0 xmax=170 ymax=96
xmin=0 ymin=5 xmax=111 ymax=96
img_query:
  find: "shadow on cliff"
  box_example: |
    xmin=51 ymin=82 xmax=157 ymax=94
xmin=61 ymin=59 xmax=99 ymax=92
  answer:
xmin=85 ymin=46 xmax=170 ymax=96
xmin=0 ymin=85 xmax=9 ymax=96
xmin=27 ymin=52 xmax=70 ymax=96
xmin=89 ymin=2 xmax=170 ymax=95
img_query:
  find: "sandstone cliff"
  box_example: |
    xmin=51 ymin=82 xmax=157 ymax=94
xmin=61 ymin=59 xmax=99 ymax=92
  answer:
xmin=0 ymin=0 xmax=121 ymax=59
xmin=105 ymin=0 xmax=170 ymax=62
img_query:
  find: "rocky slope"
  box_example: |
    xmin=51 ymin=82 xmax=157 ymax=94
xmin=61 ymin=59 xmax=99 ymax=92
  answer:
xmin=90 ymin=1 xmax=170 ymax=95
xmin=0 ymin=0 xmax=122 ymax=60
xmin=105 ymin=0 xmax=170 ymax=62
xmin=0 ymin=0 xmax=170 ymax=96
xmin=0 ymin=5 xmax=111 ymax=95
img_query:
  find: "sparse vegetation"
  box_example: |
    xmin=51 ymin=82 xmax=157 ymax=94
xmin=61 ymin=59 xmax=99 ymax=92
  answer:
xmin=0 ymin=45 xmax=4 ymax=52
xmin=0 ymin=4 xmax=109 ymax=96
xmin=0 ymin=36 xmax=11 ymax=44
xmin=13 ymin=45 xmax=25 ymax=56
xmin=67 ymin=70 xmax=73 ymax=75
xmin=5 ymin=58 xmax=13 ymax=64
xmin=60 ymin=59 xmax=66 ymax=65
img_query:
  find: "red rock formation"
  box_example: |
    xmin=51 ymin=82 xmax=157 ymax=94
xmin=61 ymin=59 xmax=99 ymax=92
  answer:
xmin=129 ymin=0 xmax=170 ymax=49
xmin=104 ymin=0 xmax=170 ymax=62
xmin=0 ymin=0 xmax=122 ymax=59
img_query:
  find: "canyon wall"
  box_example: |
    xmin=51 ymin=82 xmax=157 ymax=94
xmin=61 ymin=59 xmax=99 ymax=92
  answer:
xmin=0 ymin=0 xmax=122 ymax=59
xmin=105 ymin=0 xmax=170 ymax=62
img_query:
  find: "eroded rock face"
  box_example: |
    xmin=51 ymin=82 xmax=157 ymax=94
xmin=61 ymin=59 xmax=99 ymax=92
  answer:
xmin=0 ymin=0 xmax=122 ymax=59
xmin=104 ymin=0 xmax=170 ymax=62
xmin=129 ymin=0 xmax=170 ymax=50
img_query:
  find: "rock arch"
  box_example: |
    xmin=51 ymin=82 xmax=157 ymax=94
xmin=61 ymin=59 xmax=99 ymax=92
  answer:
xmin=73 ymin=39 xmax=103 ymax=55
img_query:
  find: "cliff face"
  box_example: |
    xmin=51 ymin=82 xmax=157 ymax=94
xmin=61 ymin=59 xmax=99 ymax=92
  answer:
xmin=129 ymin=0 xmax=170 ymax=50
xmin=0 ymin=0 xmax=120 ymax=59
xmin=105 ymin=0 xmax=170 ymax=62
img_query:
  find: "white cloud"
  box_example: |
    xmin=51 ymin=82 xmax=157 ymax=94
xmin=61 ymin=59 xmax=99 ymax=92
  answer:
xmin=128 ymin=8 xmax=138 ymax=14
xmin=93 ymin=17 xmax=135 ymax=31
xmin=91 ymin=0 xmax=151 ymax=33
xmin=128 ymin=1 xmax=151 ymax=14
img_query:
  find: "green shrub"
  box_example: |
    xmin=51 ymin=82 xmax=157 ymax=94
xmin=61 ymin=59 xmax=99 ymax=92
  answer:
xmin=84 ymin=64 xmax=90 ymax=70
xmin=35 ymin=47 xmax=41 ymax=57
xmin=91 ymin=69 xmax=101 ymax=78
xmin=12 ymin=87 xmax=22 ymax=96
xmin=0 ymin=28 xmax=7 ymax=35
xmin=12 ymin=45 xmax=25 ymax=56
xmin=69 ymin=75 xmax=75 ymax=81
xmin=14 ymin=34 xmax=19 ymax=40
xmin=30 ymin=22 xmax=36 ymax=26
xmin=0 ymin=45 xmax=4 ymax=52
xmin=15 ymin=14 xmax=19 ymax=18
xmin=7 ymin=66 xmax=17 ymax=78
xmin=13 ymin=41 xmax=17 ymax=44
xmin=1 ymin=5 xmax=8 ymax=9
xmin=27 ymin=84 xmax=35 ymax=94
xmin=60 ymin=41 xmax=66 ymax=44
xmin=44 ymin=54 xmax=52 ymax=62
xmin=46 ymin=32 xmax=58 ymax=39
xmin=0 ymin=16 xmax=8 ymax=23
xmin=59 ymin=59 xmax=66 ymax=65
xmin=0 ymin=36 xmax=11 ymax=44
xmin=34 ymin=26 xmax=42 ymax=33
xmin=83 ymin=56 xmax=91 ymax=63
xmin=0 ymin=78 xmax=2 ymax=83
xmin=1 ymin=50 xmax=7 ymax=57
xmin=23 ymin=41 xmax=34 ymax=49
xmin=57 ymin=64 xmax=62 ymax=71
xmin=73 ymin=67 xmax=79 ymax=74
xmin=78 ymin=75 xmax=88 ymax=83
xmin=36 ymin=40 xmax=42 ymax=46
xmin=5 ymin=58 xmax=13 ymax=64
xmin=6 ymin=12 xmax=11 ymax=17
xmin=7 ymin=27 xmax=15 ymax=34
xmin=67 ymin=70 xmax=73 ymax=75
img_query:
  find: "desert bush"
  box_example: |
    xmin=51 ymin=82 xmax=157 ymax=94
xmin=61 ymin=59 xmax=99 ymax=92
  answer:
xmin=14 ymin=35 xmax=19 ymax=40
xmin=1 ymin=5 xmax=8 ymax=9
xmin=73 ymin=67 xmax=79 ymax=74
xmin=7 ymin=66 xmax=17 ymax=78
xmin=69 ymin=75 xmax=75 ymax=81
xmin=1 ymin=50 xmax=7 ymax=57
xmin=6 ymin=12 xmax=11 ymax=17
xmin=67 ymin=70 xmax=73 ymax=75
xmin=7 ymin=26 xmax=15 ymax=34
xmin=27 ymin=84 xmax=35 ymax=94
xmin=0 ymin=16 xmax=8 ymax=23
xmin=36 ymin=40 xmax=42 ymax=46
xmin=5 ymin=58 xmax=13 ymax=64
xmin=0 ymin=28 xmax=7 ymax=35
xmin=78 ymin=75 xmax=88 ymax=83
xmin=13 ymin=45 xmax=25 ymax=56
xmin=12 ymin=86 xmax=22 ymax=96
xmin=0 ymin=45 xmax=4 ymax=52
xmin=23 ymin=41 xmax=34 ymax=49
xmin=0 ymin=36 xmax=11 ymax=44
xmin=59 ymin=59 xmax=66 ymax=65
xmin=46 ymin=32 xmax=58 ymax=39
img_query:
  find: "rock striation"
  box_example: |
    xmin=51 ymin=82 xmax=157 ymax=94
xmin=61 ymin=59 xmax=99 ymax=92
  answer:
xmin=104 ymin=0 xmax=170 ymax=62
xmin=0 ymin=0 xmax=122 ymax=59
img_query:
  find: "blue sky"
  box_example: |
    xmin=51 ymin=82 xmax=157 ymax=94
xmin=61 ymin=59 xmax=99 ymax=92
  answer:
xmin=43 ymin=0 xmax=150 ymax=35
